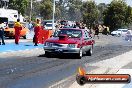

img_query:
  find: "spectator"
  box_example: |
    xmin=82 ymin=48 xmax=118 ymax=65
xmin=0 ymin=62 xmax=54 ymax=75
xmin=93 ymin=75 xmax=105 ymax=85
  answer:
xmin=14 ymin=19 xmax=22 ymax=44
xmin=106 ymin=26 xmax=110 ymax=35
xmin=94 ymin=25 xmax=99 ymax=39
xmin=0 ymin=22 xmax=5 ymax=45
xmin=28 ymin=21 xmax=33 ymax=31
xmin=73 ymin=24 xmax=76 ymax=28
xmin=126 ymin=30 xmax=132 ymax=41
xmin=33 ymin=19 xmax=41 ymax=46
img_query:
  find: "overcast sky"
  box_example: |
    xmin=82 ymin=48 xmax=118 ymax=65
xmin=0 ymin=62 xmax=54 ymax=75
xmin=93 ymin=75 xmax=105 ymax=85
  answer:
xmin=37 ymin=0 xmax=132 ymax=6
xmin=92 ymin=0 xmax=132 ymax=6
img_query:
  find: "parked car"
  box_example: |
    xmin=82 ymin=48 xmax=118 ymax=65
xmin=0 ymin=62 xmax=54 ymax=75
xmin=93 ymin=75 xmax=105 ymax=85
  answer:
xmin=43 ymin=28 xmax=95 ymax=59
xmin=44 ymin=23 xmax=55 ymax=30
xmin=111 ymin=29 xmax=128 ymax=37
xmin=4 ymin=23 xmax=29 ymax=39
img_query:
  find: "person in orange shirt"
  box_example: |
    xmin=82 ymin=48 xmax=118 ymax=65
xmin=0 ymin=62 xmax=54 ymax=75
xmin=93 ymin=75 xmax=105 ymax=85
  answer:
xmin=14 ymin=19 xmax=22 ymax=44
xmin=34 ymin=19 xmax=41 ymax=46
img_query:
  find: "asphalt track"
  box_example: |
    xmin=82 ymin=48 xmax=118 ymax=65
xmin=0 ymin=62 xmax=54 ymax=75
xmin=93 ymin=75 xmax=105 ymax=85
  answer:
xmin=0 ymin=35 xmax=132 ymax=88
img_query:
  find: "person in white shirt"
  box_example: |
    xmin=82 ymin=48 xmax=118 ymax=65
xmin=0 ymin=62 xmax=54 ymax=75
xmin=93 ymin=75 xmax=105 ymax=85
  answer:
xmin=126 ymin=30 xmax=132 ymax=41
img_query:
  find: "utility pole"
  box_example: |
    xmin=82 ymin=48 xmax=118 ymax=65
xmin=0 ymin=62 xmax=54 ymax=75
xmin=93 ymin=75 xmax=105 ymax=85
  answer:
xmin=52 ymin=0 xmax=55 ymax=31
xmin=30 ymin=0 xmax=32 ymax=21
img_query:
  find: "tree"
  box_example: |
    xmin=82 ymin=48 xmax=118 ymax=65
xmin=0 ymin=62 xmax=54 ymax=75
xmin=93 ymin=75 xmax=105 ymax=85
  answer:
xmin=103 ymin=0 xmax=129 ymax=31
xmin=67 ymin=0 xmax=82 ymax=21
xmin=81 ymin=1 xmax=99 ymax=28
xmin=25 ymin=0 xmax=40 ymax=21
xmin=55 ymin=0 xmax=63 ymax=20
xmin=39 ymin=0 xmax=52 ymax=20
xmin=55 ymin=0 xmax=69 ymax=20
xmin=8 ymin=0 xmax=29 ymax=15
xmin=97 ymin=3 xmax=107 ymax=24
xmin=55 ymin=0 xmax=83 ymax=21
xmin=125 ymin=6 xmax=132 ymax=26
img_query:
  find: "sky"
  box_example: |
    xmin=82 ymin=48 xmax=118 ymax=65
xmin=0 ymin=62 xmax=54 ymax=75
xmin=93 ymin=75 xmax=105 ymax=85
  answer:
xmin=95 ymin=0 xmax=132 ymax=6
xmin=37 ymin=0 xmax=132 ymax=6
xmin=84 ymin=0 xmax=132 ymax=6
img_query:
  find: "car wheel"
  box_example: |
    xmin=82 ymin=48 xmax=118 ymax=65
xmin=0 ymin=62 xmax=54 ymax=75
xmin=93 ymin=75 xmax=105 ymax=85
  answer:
xmin=86 ymin=47 xmax=93 ymax=56
xmin=111 ymin=34 xmax=114 ymax=36
xmin=76 ymin=48 xmax=83 ymax=59
xmin=23 ymin=35 xmax=26 ymax=39
xmin=117 ymin=33 xmax=121 ymax=37
xmin=45 ymin=51 xmax=51 ymax=57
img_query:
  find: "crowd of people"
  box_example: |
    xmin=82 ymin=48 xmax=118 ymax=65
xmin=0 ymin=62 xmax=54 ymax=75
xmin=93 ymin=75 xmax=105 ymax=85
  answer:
xmin=93 ymin=24 xmax=110 ymax=39
xmin=0 ymin=19 xmax=111 ymax=46
xmin=0 ymin=18 xmax=42 ymax=46
xmin=55 ymin=20 xmax=88 ymax=29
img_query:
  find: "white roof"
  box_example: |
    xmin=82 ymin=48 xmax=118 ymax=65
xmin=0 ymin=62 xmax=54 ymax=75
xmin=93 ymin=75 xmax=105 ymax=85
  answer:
xmin=0 ymin=8 xmax=18 ymax=22
xmin=118 ymin=29 xmax=128 ymax=30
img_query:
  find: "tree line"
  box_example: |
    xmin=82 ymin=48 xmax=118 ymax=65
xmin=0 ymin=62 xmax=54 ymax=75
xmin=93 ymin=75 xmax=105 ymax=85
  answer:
xmin=7 ymin=0 xmax=132 ymax=31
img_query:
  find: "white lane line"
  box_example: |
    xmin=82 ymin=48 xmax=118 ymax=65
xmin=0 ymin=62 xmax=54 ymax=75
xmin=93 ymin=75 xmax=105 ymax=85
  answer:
xmin=85 ymin=50 xmax=132 ymax=69
xmin=49 ymin=75 xmax=75 ymax=88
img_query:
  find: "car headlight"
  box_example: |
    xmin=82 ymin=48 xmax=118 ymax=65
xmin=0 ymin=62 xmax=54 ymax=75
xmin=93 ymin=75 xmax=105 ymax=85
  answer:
xmin=68 ymin=44 xmax=77 ymax=48
xmin=45 ymin=42 xmax=52 ymax=46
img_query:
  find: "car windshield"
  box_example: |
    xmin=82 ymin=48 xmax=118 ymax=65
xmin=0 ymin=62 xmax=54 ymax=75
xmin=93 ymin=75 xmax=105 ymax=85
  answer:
xmin=118 ymin=29 xmax=128 ymax=32
xmin=54 ymin=29 xmax=82 ymax=38
xmin=122 ymin=30 xmax=128 ymax=32
xmin=8 ymin=24 xmax=14 ymax=28
xmin=46 ymin=24 xmax=52 ymax=27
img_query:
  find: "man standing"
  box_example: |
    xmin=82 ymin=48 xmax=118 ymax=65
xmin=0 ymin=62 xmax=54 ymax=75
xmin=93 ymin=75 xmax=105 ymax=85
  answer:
xmin=94 ymin=25 xmax=99 ymax=39
xmin=34 ymin=19 xmax=41 ymax=46
xmin=106 ymin=26 xmax=110 ymax=36
xmin=0 ymin=22 xmax=5 ymax=45
xmin=28 ymin=21 xmax=33 ymax=31
xmin=14 ymin=19 xmax=22 ymax=44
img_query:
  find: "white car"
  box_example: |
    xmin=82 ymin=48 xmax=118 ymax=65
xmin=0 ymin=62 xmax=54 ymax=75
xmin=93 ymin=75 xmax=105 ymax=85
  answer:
xmin=44 ymin=23 xmax=55 ymax=30
xmin=111 ymin=29 xmax=128 ymax=37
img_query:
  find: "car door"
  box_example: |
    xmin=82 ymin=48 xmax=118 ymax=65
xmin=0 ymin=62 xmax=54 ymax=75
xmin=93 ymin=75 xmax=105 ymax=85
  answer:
xmin=84 ymin=30 xmax=92 ymax=51
xmin=82 ymin=30 xmax=89 ymax=52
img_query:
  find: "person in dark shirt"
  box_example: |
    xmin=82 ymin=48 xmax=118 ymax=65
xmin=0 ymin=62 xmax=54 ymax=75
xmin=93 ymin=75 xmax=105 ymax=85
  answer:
xmin=94 ymin=25 xmax=99 ymax=39
xmin=0 ymin=22 xmax=5 ymax=45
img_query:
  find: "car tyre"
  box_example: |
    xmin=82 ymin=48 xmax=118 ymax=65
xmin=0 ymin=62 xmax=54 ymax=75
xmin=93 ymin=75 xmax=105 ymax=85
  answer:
xmin=86 ymin=47 xmax=93 ymax=56
xmin=23 ymin=35 xmax=26 ymax=39
xmin=45 ymin=51 xmax=51 ymax=57
xmin=117 ymin=33 xmax=121 ymax=37
xmin=76 ymin=48 xmax=83 ymax=59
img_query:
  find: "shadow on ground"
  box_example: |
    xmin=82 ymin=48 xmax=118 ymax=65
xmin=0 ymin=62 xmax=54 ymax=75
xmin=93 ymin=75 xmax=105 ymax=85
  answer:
xmin=38 ymin=53 xmax=82 ymax=59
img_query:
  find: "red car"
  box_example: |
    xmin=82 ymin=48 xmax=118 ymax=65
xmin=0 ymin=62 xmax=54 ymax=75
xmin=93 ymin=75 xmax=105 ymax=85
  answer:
xmin=43 ymin=28 xmax=95 ymax=58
